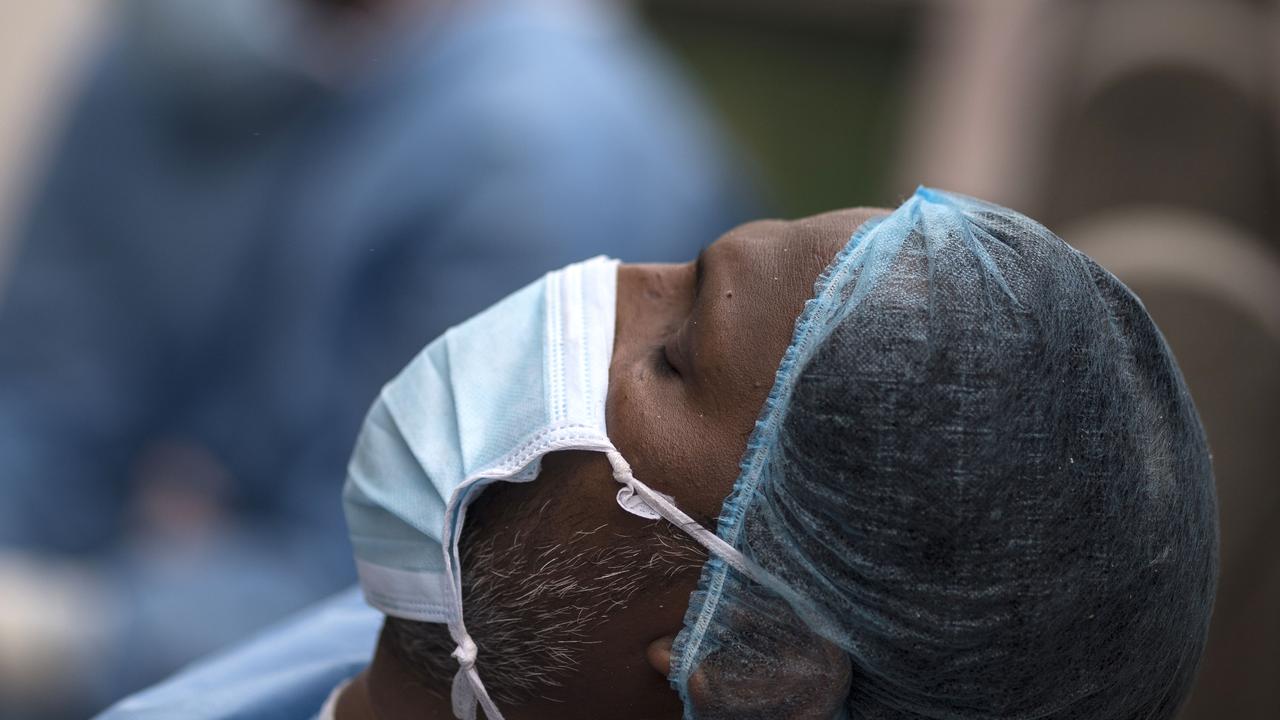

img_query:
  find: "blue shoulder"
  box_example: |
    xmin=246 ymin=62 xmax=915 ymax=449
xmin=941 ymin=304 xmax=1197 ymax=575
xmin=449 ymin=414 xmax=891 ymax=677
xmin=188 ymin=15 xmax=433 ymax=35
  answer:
xmin=96 ymin=587 xmax=379 ymax=720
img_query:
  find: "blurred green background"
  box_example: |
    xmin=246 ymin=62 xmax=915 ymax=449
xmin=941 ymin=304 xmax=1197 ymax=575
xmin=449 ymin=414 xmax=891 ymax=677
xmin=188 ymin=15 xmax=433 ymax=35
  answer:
xmin=641 ymin=1 xmax=920 ymax=217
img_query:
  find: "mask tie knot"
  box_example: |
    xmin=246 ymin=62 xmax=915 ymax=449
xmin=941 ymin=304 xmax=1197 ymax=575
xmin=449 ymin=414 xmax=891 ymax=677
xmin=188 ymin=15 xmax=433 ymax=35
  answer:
xmin=450 ymin=632 xmax=504 ymax=720
xmin=452 ymin=635 xmax=478 ymax=670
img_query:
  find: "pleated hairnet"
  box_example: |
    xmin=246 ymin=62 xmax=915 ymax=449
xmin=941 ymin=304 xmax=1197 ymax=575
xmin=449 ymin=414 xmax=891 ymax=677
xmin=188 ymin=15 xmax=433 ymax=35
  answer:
xmin=669 ymin=188 xmax=1218 ymax=719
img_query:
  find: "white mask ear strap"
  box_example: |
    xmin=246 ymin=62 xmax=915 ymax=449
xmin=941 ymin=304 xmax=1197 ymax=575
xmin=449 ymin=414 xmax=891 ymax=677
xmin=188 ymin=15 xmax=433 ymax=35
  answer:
xmin=605 ymin=451 xmax=761 ymax=582
xmin=606 ymin=450 xmax=846 ymax=649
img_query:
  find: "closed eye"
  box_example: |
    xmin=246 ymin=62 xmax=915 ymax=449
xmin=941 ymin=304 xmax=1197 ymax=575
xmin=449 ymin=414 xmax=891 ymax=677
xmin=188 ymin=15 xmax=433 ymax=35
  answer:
xmin=651 ymin=343 xmax=680 ymax=378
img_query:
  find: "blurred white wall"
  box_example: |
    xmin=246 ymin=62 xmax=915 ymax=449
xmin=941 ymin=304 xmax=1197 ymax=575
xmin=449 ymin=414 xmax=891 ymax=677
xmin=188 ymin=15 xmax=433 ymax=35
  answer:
xmin=0 ymin=2 xmax=105 ymax=281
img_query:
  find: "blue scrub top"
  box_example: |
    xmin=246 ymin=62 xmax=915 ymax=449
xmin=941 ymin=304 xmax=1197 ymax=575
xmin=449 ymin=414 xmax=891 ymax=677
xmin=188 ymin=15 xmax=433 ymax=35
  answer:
xmin=96 ymin=587 xmax=378 ymax=720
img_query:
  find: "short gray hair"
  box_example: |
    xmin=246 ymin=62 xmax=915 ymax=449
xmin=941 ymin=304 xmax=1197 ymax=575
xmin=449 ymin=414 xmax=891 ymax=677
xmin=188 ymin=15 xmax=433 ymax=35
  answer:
xmin=386 ymin=505 xmax=706 ymax=704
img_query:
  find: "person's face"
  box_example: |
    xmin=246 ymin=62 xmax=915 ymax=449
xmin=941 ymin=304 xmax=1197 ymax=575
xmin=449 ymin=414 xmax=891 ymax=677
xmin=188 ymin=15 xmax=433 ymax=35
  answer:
xmin=608 ymin=208 xmax=886 ymax=535
xmin=460 ymin=208 xmax=886 ymax=720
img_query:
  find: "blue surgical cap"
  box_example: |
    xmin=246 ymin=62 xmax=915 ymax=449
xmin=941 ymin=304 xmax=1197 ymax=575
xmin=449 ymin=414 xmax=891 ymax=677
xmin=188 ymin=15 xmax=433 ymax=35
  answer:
xmin=669 ymin=188 xmax=1219 ymax=719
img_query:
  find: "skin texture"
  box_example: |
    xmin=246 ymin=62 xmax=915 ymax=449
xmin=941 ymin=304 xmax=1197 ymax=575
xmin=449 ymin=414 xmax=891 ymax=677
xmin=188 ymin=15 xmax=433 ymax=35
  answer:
xmin=338 ymin=208 xmax=887 ymax=720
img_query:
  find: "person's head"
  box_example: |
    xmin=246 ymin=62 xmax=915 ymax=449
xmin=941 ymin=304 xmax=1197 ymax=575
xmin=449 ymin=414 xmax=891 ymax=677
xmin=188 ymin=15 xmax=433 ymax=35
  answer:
xmin=353 ymin=190 xmax=1218 ymax=720
xmin=369 ymin=206 xmax=883 ymax=719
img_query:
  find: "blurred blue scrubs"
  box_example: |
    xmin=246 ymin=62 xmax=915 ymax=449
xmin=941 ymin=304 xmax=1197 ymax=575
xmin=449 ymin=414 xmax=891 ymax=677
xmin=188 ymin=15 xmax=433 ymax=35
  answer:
xmin=0 ymin=0 xmax=752 ymax=712
xmin=95 ymin=587 xmax=379 ymax=720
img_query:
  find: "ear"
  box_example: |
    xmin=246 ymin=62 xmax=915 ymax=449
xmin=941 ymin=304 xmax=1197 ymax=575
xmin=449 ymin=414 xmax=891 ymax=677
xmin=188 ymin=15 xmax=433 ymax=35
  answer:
xmin=646 ymin=634 xmax=677 ymax=677
xmin=666 ymin=622 xmax=852 ymax=720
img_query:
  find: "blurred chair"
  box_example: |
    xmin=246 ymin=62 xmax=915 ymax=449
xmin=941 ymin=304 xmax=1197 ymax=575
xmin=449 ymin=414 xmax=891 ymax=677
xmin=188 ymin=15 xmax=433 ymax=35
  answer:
xmin=900 ymin=0 xmax=1276 ymax=238
xmin=1042 ymin=0 xmax=1275 ymax=241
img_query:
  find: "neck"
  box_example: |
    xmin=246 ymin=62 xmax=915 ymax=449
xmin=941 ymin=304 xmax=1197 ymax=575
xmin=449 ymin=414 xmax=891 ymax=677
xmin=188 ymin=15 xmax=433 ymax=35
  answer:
xmin=337 ymin=627 xmax=456 ymax=720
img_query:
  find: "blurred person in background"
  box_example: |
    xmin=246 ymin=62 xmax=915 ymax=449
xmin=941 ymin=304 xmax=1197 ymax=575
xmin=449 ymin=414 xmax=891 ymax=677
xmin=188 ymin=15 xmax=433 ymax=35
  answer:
xmin=0 ymin=0 xmax=752 ymax=716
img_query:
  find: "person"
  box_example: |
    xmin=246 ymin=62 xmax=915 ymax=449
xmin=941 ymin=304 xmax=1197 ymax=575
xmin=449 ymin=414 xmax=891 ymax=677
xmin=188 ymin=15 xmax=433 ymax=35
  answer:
xmin=97 ymin=188 xmax=1218 ymax=720
xmin=0 ymin=0 xmax=752 ymax=714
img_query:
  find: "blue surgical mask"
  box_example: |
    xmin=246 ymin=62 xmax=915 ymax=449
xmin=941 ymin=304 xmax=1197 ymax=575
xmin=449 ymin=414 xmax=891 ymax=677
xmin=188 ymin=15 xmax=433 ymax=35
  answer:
xmin=343 ymin=257 xmax=759 ymax=720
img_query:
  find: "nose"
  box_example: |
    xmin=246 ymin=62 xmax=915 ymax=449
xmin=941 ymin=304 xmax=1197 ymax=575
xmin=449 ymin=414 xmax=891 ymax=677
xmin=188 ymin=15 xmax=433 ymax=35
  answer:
xmin=611 ymin=262 xmax=696 ymax=380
